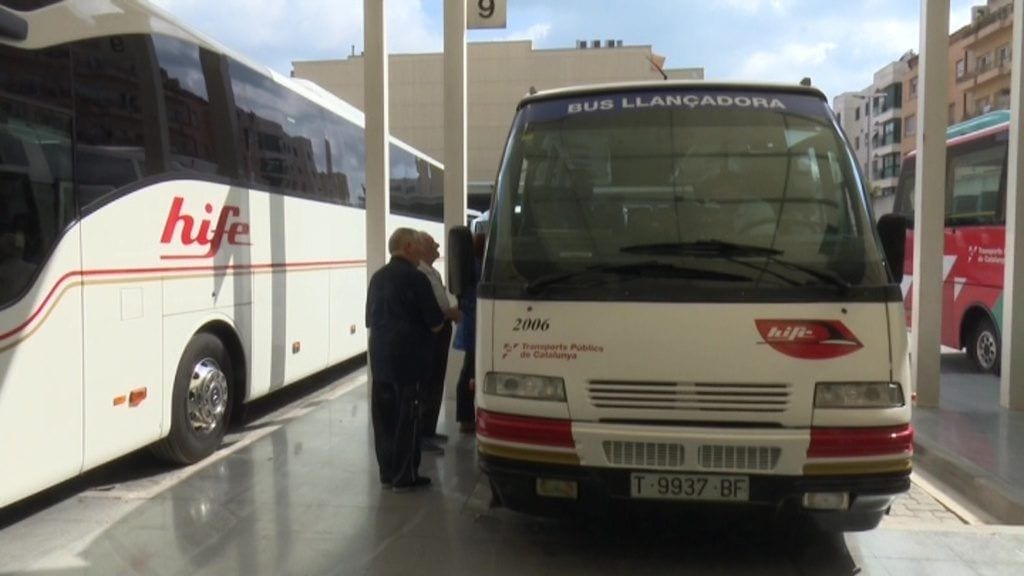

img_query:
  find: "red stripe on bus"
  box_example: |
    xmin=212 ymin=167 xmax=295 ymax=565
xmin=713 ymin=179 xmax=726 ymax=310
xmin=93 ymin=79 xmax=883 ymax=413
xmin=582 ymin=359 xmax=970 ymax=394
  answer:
xmin=0 ymin=259 xmax=366 ymax=343
xmin=476 ymin=409 xmax=575 ymax=448
xmin=806 ymin=425 xmax=914 ymax=459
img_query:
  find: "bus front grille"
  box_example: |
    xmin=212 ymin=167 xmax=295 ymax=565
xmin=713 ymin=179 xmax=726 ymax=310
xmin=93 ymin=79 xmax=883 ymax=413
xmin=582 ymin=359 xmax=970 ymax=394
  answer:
xmin=587 ymin=381 xmax=792 ymax=412
xmin=602 ymin=441 xmax=685 ymax=468
xmin=698 ymin=445 xmax=781 ymax=472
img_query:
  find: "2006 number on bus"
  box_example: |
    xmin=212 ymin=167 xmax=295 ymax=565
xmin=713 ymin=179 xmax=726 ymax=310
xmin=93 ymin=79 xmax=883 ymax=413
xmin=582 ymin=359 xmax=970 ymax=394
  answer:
xmin=630 ymin=473 xmax=749 ymax=501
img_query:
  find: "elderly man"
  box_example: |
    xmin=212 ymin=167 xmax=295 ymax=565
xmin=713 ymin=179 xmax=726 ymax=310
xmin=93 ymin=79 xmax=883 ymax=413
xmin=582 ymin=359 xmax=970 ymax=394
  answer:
xmin=365 ymin=228 xmax=445 ymax=491
xmin=416 ymin=231 xmax=462 ymax=451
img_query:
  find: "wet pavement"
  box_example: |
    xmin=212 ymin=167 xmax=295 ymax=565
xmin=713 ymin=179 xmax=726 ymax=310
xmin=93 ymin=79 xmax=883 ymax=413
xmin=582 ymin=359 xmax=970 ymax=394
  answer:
xmin=0 ymin=364 xmax=1023 ymax=575
xmin=912 ymin=352 xmax=1024 ymax=524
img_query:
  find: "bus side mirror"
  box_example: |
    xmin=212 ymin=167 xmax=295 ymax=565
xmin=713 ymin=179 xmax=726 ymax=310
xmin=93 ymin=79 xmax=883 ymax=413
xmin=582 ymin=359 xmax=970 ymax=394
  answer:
xmin=876 ymin=213 xmax=907 ymax=285
xmin=0 ymin=7 xmax=28 ymax=41
xmin=447 ymin=225 xmax=474 ymax=298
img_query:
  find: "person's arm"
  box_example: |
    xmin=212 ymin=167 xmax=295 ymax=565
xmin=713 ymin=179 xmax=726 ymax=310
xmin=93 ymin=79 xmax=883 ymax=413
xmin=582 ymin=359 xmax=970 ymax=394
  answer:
xmin=413 ymin=273 xmax=446 ymax=332
xmin=444 ymin=306 xmax=463 ymax=323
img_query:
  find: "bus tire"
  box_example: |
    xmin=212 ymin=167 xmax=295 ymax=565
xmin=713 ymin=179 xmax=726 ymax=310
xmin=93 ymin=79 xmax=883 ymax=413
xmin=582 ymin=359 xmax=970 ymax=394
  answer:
xmin=152 ymin=332 xmax=233 ymax=464
xmin=968 ymin=316 xmax=1001 ymax=375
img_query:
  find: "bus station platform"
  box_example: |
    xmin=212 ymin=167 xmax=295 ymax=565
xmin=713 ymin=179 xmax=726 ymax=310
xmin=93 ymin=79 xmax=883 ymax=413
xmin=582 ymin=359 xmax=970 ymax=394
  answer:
xmin=3 ymin=359 xmax=1024 ymax=574
xmin=912 ymin=351 xmax=1024 ymax=525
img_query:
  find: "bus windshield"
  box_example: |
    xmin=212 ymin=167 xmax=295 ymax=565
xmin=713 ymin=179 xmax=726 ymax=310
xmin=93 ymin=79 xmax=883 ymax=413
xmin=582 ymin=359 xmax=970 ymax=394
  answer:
xmin=0 ymin=96 xmax=73 ymax=306
xmin=483 ymin=89 xmax=889 ymax=300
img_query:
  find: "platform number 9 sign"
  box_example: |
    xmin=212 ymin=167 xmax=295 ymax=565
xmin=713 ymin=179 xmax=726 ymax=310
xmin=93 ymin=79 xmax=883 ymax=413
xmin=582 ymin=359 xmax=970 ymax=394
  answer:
xmin=477 ymin=0 xmax=494 ymax=19
xmin=466 ymin=0 xmax=506 ymax=29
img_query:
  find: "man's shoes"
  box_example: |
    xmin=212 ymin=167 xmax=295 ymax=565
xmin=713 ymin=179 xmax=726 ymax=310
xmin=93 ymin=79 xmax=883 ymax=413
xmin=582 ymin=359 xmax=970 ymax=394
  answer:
xmin=423 ymin=432 xmax=448 ymax=443
xmin=391 ymin=476 xmax=431 ymax=492
xmin=421 ymin=438 xmax=445 ymax=455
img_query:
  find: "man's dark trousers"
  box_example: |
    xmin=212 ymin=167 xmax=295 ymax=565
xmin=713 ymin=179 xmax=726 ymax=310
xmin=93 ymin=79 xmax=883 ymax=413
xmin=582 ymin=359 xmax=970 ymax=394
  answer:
xmin=420 ymin=321 xmax=452 ymax=437
xmin=371 ymin=379 xmax=421 ymax=485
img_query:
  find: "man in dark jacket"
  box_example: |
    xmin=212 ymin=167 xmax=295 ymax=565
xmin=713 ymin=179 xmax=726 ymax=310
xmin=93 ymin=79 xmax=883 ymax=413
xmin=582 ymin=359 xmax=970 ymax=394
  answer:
xmin=365 ymin=228 xmax=445 ymax=491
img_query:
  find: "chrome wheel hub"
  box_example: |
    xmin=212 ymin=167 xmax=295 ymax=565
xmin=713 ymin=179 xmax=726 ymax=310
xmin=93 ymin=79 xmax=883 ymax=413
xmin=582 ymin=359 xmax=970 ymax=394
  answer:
xmin=977 ymin=331 xmax=998 ymax=370
xmin=188 ymin=357 xmax=228 ymax=434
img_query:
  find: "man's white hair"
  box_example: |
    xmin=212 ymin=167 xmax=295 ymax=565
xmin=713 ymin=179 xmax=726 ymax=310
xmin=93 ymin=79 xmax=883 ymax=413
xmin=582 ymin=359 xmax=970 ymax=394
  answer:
xmin=388 ymin=227 xmax=420 ymax=255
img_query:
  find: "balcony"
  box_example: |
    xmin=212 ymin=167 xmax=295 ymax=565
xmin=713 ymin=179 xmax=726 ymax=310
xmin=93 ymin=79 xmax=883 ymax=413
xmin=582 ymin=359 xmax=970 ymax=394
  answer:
xmin=976 ymin=60 xmax=1012 ymax=87
xmin=975 ymin=4 xmax=1013 ymax=41
xmin=872 ymin=107 xmax=899 ymax=125
xmin=957 ymin=69 xmax=978 ymax=87
xmin=873 ymin=141 xmax=902 ymax=158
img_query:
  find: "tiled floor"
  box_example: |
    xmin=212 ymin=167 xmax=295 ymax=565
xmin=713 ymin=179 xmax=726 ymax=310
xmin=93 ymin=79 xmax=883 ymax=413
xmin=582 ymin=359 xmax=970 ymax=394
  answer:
xmin=912 ymin=352 xmax=1024 ymax=514
xmin=1 ymin=365 xmax=1024 ymax=575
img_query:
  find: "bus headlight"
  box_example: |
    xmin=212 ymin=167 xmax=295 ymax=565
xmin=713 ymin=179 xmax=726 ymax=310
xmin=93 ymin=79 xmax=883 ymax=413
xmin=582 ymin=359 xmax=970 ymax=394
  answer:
xmin=483 ymin=372 xmax=566 ymax=401
xmin=814 ymin=382 xmax=905 ymax=409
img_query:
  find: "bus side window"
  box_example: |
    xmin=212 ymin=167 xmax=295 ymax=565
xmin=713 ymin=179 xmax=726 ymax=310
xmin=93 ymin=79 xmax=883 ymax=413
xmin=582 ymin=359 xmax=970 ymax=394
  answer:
xmin=946 ymin=139 xmax=1006 ymax=227
xmin=0 ymin=98 xmax=73 ymax=306
xmin=893 ymin=162 xmax=916 ymax=226
xmin=73 ymin=35 xmax=161 ymax=211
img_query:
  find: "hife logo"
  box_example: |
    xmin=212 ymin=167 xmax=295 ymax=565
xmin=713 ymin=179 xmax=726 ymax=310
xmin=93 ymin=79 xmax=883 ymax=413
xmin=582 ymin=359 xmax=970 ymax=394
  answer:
xmin=160 ymin=196 xmax=251 ymax=260
xmin=755 ymin=319 xmax=863 ymax=360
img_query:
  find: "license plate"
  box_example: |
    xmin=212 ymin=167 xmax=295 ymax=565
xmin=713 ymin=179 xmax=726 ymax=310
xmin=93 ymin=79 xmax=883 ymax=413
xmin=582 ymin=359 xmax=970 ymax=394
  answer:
xmin=630 ymin=472 xmax=749 ymax=501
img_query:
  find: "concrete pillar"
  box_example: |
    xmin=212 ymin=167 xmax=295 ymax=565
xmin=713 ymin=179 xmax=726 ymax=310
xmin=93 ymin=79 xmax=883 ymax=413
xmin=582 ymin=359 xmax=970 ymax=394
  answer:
xmin=1001 ymin=0 xmax=1024 ymax=409
xmin=912 ymin=0 xmax=949 ymax=407
xmin=364 ymin=0 xmax=389 ymax=281
xmin=443 ymin=0 xmax=467 ymax=260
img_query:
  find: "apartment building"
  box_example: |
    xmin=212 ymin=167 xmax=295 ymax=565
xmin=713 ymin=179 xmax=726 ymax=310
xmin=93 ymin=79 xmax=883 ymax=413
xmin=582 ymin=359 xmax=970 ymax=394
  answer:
xmin=292 ymin=40 xmax=703 ymax=205
xmin=834 ymin=52 xmax=913 ymax=206
xmin=836 ymin=0 xmax=1014 ymax=216
xmin=900 ymin=0 xmax=1013 ymax=160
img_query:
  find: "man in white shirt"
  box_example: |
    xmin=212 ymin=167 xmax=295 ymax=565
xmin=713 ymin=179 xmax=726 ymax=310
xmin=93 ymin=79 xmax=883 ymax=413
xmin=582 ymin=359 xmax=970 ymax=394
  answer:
xmin=417 ymin=231 xmax=462 ymax=452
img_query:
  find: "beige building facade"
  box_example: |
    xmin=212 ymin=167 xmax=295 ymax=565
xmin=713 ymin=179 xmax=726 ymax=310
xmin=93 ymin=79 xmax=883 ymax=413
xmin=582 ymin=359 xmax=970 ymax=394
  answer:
xmin=292 ymin=40 xmax=703 ymax=205
xmin=899 ymin=0 xmax=1014 ymax=160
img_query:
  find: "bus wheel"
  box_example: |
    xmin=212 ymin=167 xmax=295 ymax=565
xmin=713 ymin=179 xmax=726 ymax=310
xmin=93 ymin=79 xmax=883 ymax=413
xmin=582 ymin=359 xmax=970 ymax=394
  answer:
xmin=152 ymin=332 xmax=233 ymax=464
xmin=968 ymin=317 xmax=1001 ymax=375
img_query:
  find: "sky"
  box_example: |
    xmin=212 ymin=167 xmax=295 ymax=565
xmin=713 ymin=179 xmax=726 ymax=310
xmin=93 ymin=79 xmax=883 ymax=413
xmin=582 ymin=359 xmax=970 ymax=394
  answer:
xmin=149 ymin=0 xmax=980 ymax=103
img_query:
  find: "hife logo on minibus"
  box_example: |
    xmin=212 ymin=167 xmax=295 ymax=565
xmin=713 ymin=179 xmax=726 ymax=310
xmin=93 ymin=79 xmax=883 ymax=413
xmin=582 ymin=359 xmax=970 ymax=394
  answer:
xmin=755 ymin=319 xmax=863 ymax=360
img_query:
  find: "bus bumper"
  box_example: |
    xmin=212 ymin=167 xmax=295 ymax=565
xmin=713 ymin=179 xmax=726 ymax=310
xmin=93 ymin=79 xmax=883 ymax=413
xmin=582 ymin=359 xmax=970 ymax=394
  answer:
xmin=479 ymin=453 xmax=910 ymax=532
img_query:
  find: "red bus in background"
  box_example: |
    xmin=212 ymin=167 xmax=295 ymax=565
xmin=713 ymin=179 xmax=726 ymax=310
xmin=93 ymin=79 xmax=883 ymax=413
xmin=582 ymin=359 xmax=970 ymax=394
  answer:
xmin=893 ymin=110 xmax=1010 ymax=373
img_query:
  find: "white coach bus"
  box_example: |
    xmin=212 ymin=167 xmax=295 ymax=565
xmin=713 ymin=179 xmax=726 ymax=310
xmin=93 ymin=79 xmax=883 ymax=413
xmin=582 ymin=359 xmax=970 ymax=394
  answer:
xmin=0 ymin=0 xmax=444 ymax=507
xmin=449 ymin=81 xmax=912 ymax=531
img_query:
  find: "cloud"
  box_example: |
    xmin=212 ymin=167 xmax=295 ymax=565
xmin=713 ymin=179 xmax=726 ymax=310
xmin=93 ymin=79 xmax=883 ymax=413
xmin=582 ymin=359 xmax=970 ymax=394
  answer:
xmin=712 ymin=0 xmax=791 ymax=15
xmin=150 ymin=0 xmax=439 ymax=71
xmin=733 ymin=41 xmax=837 ymax=83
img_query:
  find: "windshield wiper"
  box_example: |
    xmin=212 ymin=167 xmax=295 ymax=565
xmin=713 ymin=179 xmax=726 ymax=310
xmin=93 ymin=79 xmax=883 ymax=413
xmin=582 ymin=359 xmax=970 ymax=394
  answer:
xmin=756 ymin=256 xmax=851 ymax=292
xmin=524 ymin=260 xmax=750 ymax=295
xmin=621 ymin=240 xmax=783 ymax=257
xmin=620 ymin=240 xmax=851 ymax=291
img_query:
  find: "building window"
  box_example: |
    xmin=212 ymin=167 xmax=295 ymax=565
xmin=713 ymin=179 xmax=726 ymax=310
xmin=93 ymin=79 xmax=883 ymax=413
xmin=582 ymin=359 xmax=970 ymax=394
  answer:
xmin=855 ymin=107 xmax=860 ymax=121
xmin=855 ymin=136 xmax=860 ymax=150
xmin=977 ymin=52 xmax=992 ymax=73
xmin=949 ymin=103 xmax=956 ymax=125
xmin=976 ymin=96 xmax=992 ymax=116
xmin=996 ymin=89 xmax=1011 ymax=110
xmin=998 ymin=44 xmax=1012 ymax=66
xmin=875 ymin=153 xmax=901 ymax=180
xmin=909 ymin=76 xmax=918 ymax=99
xmin=904 ymin=114 xmax=917 ymax=138
xmin=881 ymin=120 xmax=900 ymax=146
xmin=956 ymin=58 xmax=966 ymax=79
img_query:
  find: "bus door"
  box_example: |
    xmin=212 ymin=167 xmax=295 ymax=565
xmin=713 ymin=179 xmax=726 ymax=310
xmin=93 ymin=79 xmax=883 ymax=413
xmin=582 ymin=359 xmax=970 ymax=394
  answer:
xmin=0 ymin=93 xmax=84 ymax=502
